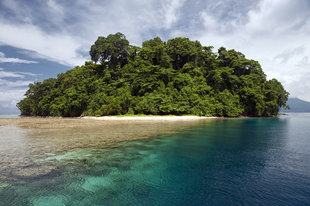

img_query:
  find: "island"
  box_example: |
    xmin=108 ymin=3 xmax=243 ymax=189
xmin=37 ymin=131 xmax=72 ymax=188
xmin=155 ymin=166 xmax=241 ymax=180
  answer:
xmin=281 ymin=97 xmax=310 ymax=113
xmin=17 ymin=33 xmax=289 ymax=117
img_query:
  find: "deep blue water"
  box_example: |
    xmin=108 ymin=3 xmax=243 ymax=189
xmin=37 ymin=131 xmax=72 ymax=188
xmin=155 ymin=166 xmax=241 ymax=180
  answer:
xmin=1 ymin=114 xmax=310 ymax=205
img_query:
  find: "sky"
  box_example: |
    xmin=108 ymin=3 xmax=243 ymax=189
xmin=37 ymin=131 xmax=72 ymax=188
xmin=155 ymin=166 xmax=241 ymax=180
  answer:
xmin=0 ymin=0 xmax=309 ymax=114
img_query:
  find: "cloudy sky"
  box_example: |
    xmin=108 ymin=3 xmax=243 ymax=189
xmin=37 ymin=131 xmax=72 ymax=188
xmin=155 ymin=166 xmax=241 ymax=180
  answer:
xmin=0 ymin=0 xmax=309 ymax=114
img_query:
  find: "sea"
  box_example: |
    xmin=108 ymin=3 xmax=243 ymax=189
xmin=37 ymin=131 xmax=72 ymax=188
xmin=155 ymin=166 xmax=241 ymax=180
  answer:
xmin=0 ymin=113 xmax=310 ymax=205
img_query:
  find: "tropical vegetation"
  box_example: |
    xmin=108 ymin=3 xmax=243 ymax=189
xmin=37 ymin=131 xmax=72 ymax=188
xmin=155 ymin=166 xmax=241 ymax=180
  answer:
xmin=17 ymin=33 xmax=289 ymax=117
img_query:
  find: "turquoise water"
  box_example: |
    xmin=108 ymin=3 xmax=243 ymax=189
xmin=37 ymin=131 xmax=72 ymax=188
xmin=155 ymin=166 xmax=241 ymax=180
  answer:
xmin=1 ymin=115 xmax=310 ymax=205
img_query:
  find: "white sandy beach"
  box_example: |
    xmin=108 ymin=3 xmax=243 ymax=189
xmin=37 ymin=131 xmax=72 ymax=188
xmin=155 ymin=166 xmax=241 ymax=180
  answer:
xmin=82 ymin=115 xmax=216 ymax=121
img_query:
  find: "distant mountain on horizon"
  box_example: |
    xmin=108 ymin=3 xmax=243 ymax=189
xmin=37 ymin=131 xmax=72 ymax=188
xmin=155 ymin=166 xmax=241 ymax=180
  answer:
xmin=282 ymin=97 xmax=310 ymax=113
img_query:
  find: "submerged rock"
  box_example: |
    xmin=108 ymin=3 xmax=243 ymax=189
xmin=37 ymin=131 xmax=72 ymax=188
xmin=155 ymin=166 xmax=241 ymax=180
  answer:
xmin=0 ymin=183 xmax=10 ymax=188
xmin=12 ymin=165 xmax=57 ymax=178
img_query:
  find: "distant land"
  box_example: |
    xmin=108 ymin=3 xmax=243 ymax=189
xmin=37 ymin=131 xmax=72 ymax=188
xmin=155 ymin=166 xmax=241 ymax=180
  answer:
xmin=282 ymin=98 xmax=310 ymax=113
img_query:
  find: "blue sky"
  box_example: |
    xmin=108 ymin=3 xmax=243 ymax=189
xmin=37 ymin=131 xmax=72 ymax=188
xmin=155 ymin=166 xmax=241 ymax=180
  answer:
xmin=0 ymin=0 xmax=310 ymax=114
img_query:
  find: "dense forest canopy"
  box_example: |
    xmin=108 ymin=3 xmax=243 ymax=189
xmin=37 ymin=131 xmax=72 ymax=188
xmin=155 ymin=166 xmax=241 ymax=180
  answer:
xmin=17 ymin=32 xmax=289 ymax=117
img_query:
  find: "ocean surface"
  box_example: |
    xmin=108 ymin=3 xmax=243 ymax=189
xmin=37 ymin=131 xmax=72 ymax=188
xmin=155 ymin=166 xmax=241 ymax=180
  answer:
xmin=0 ymin=114 xmax=19 ymax=118
xmin=1 ymin=114 xmax=310 ymax=205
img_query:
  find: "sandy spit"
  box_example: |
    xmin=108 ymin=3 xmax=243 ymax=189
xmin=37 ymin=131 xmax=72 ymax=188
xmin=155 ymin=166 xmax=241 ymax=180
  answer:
xmin=0 ymin=116 xmax=219 ymax=153
xmin=0 ymin=116 xmax=217 ymax=129
xmin=83 ymin=115 xmax=216 ymax=121
xmin=0 ymin=116 xmax=218 ymax=178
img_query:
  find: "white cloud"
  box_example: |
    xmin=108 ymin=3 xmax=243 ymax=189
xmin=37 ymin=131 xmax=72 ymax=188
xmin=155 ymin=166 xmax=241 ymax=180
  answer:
xmin=0 ymin=0 xmax=309 ymax=103
xmin=161 ymin=0 xmax=185 ymax=29
xmin=0 ymin=0 xmax=187 ymax=67
xmin=0 ymin=51 xmax=38 ymax=64
xmin=243 ymin=0 xmax=310 ymax=101
xmin=0 ymin=79 xmax=30 ymax=112
xmin=0 ymin=22 xmax=85 ymax=66
xmin=195 ymin=0 xmax=310 ymax=101
xmin=47 ymin=0 xmax=65 ymax=22
xmin=0 ymin=88 xmax=27 ymax=112
xmin=0 ymin=68 xmax=39 ymax=78
xmin=0 ymin=67 xmax=38 ymax=112
xmin=273 ymin=46 xmax=305 ymax=64
xmin=1 ymin=0 xmax=33 ymax=24
xmin=0 ymin=68 xmax=22 ymax=78
xmin=17 ymin=50 xmax=53 ymax=61
xmin=0 ymin=78 xmax=32 ymax=87
xmin=200 ymin=11 xmax=217 ymax=30
xmin=246 ymin=0 xmax=310 ymax=35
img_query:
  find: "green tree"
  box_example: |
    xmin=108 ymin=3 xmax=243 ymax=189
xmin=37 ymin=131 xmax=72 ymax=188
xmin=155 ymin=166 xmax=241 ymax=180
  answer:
xmin=17 ymin=33 xmax=289 ymax=117
xmin=89 ymin=32 xmax=129 ymax=67
xmin=166 ymin=37 xmax=202 ymax=70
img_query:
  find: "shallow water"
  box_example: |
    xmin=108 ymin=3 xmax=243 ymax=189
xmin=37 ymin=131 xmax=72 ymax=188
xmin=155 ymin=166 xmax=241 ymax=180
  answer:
xmin=1 ymin=115 xmax=310 ymax=205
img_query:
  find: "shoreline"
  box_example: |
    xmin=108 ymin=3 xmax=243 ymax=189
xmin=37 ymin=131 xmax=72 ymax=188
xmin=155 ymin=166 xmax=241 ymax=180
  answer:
xmin=0 ymin=115 xmax=216 ymax=129
xmin=82 ymin=115 xmax=217 ymax=121
xmin=0 ymin=114 xmax=281 ymax=127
